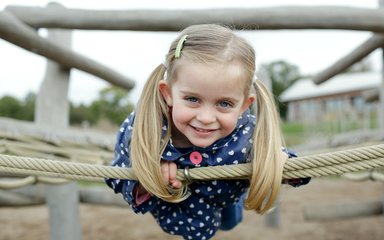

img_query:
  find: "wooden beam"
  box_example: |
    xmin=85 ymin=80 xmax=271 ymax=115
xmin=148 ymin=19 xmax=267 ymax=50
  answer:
xmin=5 ymin=6 xmax=384 ymax=32
xmin=0 ymin=117 xmax=115 ymax=148
xmin=312 ymin=34 xmax=384 ymax=84
xmin=0 ymin=185 xmax=127 ymax=207
xmin=0 ymin=10 xmax=135 ymax=90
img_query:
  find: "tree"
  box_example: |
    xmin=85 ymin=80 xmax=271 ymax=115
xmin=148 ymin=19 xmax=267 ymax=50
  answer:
xmin=0 ymin=87 xmax=134 ymax=129
xmin=0 ymin=93 xmax=35 ymax=121
xmin=0 ymin=95 xmax=23 ymax=119
xmin=258 ymin=60 xmax=302 ymax=119
xmin=87 ymin=86 xmax=134 ymax=126
xmin=70 ymin=103 xmax=92 ymax=125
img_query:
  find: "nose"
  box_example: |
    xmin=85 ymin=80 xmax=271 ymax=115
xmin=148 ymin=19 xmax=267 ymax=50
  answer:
xmin=196 ymin=106 xmax=216 ymax=124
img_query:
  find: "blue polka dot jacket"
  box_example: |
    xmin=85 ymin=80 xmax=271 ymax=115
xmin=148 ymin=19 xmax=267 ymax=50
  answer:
xmin=105 ymin=110 xmax=310 ymax=240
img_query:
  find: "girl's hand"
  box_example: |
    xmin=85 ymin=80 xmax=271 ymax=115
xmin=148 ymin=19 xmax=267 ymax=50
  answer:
xmin=160 ymin=160 xmax=182 ymax=189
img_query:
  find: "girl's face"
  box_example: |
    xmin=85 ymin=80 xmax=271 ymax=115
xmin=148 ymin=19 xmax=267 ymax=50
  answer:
xmin=159 ymin=60 xmax=254 ymax=148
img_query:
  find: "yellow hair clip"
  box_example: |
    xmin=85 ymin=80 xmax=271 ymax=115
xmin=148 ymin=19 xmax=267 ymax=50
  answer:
xmin=175 ymin=34 xmax=188 ymax=59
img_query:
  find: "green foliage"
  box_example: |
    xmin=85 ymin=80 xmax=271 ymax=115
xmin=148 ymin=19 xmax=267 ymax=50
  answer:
xmin=85 ymin=86 xmax=134 ymax=126
xmin=0 ymin=86 xmax=134 ymax=129
xmin=0 ymin=95 xmax=22 ymax=118
xmin=70 ymin=103 xmax=92 ymax=125
xmin=68 ymin=85 xmax=134 ymax=127
xmin=258 ymin=60 xmax=302 ymax=119
xmin=0 ymin=93 xmax=35 ymax=121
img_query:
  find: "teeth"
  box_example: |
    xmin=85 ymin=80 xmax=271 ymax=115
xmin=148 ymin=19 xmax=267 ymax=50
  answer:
xmin=194 ymin=127 xmax=210 ymax=132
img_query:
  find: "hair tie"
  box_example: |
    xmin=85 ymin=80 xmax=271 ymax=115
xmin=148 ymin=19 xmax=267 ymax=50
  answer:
xmin=183 ymin=167 xmax=193 ymax=184
xmin=175 ymin=34 xmax=188 ymax=59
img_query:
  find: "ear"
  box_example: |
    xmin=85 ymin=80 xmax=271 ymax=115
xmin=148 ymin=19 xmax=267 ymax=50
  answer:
xmin=158 ymin=80 xmax=173 ymax=106
xmin=241 ymin=94 xmax=255 ymax=113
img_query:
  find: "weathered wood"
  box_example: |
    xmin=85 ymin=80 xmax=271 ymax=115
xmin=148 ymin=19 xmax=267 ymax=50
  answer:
xmin=378 ymin=0 xmax=384 ymax=136
xmin=0 ymin=10 xmax=134 ymax=90
xmin=35 ymin=28 xmax=72 ymax=127
xmin=0 ymin=189 xmax=44 ymax=206
xmin=5 ymin=6 xmax=384 ymax=32
xmin=45 ymin=182 xmax=82 ymax=240
xmin=0 ymin=117 xmax=115 ymax=148
xmin=0 ymin=184 xmax=128 ymax=207
xmin=34 ymin=4 xmax=82 ymax=238
xmin=379 ymin=37 xmax=384 ymax=134
xmin=304 ymin=201 xmax=383 ymax=221
xmin=312 ymin=34 xmax=384 ymax=84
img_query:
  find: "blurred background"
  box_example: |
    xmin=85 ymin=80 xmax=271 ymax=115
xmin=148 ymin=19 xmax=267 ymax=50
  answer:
xmin=0 ymin=1 xmax=383 ymax=240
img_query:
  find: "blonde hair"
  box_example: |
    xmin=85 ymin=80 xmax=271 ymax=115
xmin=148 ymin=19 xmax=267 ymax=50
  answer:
xmin=130 ymin=24 xmax=284 ymax=213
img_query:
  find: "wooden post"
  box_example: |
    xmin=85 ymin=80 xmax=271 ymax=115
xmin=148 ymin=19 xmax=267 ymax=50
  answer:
xmin=377 ymin=0 xmax=384 ymax=134
xmin=378 ymin=0 xmax=384 ymax=219
xmin=34 ymin=3 xmax=82 ymax=240
xmin=379 ymin=50 xmax=384 ymax=133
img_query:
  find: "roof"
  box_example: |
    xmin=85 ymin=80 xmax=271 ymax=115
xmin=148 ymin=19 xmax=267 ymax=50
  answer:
xmin=280 ymin=71 xmax=382 ymax=102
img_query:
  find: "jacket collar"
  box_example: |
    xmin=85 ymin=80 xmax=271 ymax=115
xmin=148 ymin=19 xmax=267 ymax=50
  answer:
xmin=161 ymin=109 xmax=252 ymax=161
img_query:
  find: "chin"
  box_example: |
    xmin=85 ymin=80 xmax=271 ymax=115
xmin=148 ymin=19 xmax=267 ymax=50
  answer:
xmin=191 ymin=140 xmax=214 ymax=148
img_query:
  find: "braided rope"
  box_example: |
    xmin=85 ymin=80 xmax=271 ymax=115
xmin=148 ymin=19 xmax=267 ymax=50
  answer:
xmin=0 ymin=144 xmax=383 ymax=188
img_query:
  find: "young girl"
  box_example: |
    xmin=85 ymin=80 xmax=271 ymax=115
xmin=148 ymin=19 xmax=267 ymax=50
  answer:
xmin=106 ymin=24 xmax=309 ymax=240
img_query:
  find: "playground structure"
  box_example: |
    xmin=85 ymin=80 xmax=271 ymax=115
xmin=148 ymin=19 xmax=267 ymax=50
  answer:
xmin=1 ymin=2 xmax=384 ymax=240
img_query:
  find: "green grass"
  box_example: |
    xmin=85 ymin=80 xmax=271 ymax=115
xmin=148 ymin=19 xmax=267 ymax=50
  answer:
xmin=281 ymin=121 xmax=307 ymax=147
xmin=281 ymin=115 xmax=380 ymax=147
xmin=281 ymin=122 xmax=304 ymax=135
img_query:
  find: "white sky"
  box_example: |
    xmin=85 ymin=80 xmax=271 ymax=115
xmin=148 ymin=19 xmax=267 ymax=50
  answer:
xmin=0 ymin=0 xmax=382 ymax=105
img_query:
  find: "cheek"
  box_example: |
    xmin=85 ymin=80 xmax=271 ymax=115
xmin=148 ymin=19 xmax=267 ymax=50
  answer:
xmin=220 ymin=114 xmax=240 ymax=133
xmin=171 ymin=103 xmax=192 ymax=125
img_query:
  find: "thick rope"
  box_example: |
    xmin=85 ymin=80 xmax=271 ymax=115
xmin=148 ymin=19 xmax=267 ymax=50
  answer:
xmin=0 ymin=144 xmax=383 ymax=187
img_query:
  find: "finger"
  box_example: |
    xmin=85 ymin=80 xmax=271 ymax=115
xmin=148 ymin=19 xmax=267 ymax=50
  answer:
xmin=168 ymin=162 xmax=182 ymax=188
xmin=170 ymin=179 xmax=182 ymax=189
xmin=160 ymin=161 xmax=170 ymax=184
xmin=168 ymin=162 xmax=178 ymax=182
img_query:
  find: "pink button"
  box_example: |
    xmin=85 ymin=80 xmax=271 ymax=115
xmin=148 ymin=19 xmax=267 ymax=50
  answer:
xmin=189 ymin=151 xmax=202 ymax=165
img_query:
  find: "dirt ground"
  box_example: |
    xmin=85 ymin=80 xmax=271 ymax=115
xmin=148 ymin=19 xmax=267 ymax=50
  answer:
xmin=1 ymin=178 xmax=383 ymax=240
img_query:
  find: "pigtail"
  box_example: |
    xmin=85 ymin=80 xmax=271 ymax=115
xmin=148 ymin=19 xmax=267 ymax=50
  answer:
xmin=130 ymin=64 xmax=188 ymax=202
xmin=245 ymin=80 xmax=284 ymax=214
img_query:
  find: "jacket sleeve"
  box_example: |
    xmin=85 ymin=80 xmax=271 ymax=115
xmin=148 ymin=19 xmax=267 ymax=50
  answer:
xmin=282 ymin=149 xmax=311 ymax=187
xmin=105 ymin=113 xmax=157 ymax=214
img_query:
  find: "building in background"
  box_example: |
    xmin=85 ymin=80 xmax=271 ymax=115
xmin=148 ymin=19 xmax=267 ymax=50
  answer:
xmin=280 ymin=71 xmax=381 ymax=133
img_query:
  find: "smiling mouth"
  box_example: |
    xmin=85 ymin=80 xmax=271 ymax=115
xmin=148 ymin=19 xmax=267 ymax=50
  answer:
xmin=191 ymin=125 xmax=215 ymax=133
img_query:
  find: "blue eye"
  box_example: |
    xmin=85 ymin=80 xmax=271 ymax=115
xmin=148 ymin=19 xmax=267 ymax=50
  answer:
xmin=185 ymin=96 xmax=198 ymax=103
xmin=218 ymin=101 xmax=233 ymax=108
